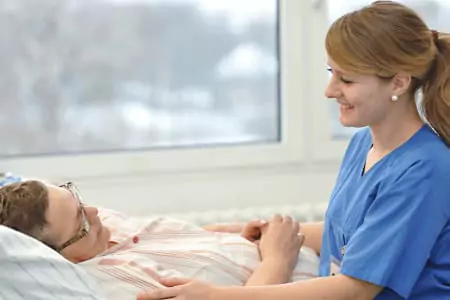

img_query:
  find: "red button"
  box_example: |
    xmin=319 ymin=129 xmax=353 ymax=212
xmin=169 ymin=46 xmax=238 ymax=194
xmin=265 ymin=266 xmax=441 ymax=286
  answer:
xmin=133 ymin=236 xmax=139 ymax=243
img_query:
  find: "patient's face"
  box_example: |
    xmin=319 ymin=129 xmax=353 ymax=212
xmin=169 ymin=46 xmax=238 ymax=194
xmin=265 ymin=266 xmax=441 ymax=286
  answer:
xmin=45 ymin=184 xmax=110 ymax=262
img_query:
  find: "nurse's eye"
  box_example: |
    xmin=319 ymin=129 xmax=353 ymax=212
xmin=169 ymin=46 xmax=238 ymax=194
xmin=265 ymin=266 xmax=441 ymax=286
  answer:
xmin=326 ymin=67 xmax=335 ymax=81
xmin=340 ymin=77 xmax=353 ymax=84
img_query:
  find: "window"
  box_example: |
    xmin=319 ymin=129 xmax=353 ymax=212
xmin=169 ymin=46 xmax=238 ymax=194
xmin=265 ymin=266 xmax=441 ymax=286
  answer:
xmin=0 ymin=1 xmax=308 ymax=179
xmin=308 ymin=0 xmax=450 ymax=161
xmin=0 ymin=0 xmax=279 ymax=158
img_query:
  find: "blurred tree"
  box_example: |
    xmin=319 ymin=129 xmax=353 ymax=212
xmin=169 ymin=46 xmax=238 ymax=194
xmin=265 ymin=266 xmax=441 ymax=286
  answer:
xmin=0 ymin=0 xmax=243 ymax=155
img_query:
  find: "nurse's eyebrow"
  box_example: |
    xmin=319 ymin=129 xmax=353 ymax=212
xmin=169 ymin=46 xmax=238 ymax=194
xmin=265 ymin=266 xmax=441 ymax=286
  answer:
xmin=326 ymin=64 xmax=353 ymax=75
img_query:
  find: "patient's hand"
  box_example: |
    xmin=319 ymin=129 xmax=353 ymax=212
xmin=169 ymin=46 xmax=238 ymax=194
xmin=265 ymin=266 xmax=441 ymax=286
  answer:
xmin=203 ymin=220 xmax=267 ymax=244
xmin=258 ymin=215 xmax=304 ymax=269
xmin=240 ymin=220 xmax=267 ymax=243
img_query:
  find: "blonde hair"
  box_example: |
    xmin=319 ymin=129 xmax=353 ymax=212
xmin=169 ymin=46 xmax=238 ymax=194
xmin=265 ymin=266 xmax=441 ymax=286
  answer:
xmin=326 ymin=1 xmax=450 ymax=146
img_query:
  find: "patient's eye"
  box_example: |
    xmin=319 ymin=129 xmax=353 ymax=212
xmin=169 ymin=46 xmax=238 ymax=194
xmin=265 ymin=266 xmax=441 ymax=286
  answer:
xmin=74 ymin=206 xmax=83 ymax=231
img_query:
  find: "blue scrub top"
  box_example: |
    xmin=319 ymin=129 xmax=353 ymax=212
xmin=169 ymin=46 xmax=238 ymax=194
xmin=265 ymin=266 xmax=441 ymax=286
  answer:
xmin=320 ymin=125 xmax=450 ymax=299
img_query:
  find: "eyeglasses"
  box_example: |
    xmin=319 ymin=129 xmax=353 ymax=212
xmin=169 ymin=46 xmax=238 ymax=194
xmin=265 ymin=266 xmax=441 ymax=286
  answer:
xmin=55 ymin=182 xmax=90 ymax=252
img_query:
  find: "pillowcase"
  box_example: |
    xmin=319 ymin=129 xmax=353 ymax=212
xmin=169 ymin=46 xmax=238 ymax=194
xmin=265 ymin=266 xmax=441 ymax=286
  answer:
xmin=0 ymin=172 xmax=23 ymax=187
xmin=0 ymin=225 xmax=106 ymax=300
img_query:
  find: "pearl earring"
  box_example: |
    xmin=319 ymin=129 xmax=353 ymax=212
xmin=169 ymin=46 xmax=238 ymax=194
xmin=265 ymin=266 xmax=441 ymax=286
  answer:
xmin=391 ymin=95 xmax=399 ymax=102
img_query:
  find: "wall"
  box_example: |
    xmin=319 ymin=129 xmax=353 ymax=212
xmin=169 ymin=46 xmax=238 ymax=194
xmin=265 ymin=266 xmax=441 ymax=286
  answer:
xmin=74 ymin=161 xmax=341 ymax=217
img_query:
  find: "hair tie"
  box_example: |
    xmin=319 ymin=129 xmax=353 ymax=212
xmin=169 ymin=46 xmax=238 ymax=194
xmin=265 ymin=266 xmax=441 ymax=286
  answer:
xmin=431 ymin=29 xmax=439 ymax=44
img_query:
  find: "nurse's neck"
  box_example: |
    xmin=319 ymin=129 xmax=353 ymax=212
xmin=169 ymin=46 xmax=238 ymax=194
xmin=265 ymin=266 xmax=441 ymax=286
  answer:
xmin=369 ymin=99 xmax=424 ymax=156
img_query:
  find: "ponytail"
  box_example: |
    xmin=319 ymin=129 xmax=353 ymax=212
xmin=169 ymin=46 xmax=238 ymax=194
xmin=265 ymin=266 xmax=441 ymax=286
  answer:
xmin=421 ymin=33 xmax=450 ymax=146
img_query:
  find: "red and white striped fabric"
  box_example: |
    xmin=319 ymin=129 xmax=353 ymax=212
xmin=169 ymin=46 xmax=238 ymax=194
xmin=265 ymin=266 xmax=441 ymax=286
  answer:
xmin=79 ymin=208 xmax=319 ymax=300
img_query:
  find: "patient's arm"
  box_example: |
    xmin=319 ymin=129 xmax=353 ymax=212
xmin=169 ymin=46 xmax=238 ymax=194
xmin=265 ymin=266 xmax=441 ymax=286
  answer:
xmin=202 ymin=222 xmax=246 ymax=234
xmin=203 ymin=220 xmax=267 ymax=244
xmin=204 ymin=220 xmax=324 ymax=256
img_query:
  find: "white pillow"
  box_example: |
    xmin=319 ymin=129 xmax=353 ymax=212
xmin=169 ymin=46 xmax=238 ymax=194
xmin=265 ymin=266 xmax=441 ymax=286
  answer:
xmin=0 ymin=225 xmax=106 ymax=300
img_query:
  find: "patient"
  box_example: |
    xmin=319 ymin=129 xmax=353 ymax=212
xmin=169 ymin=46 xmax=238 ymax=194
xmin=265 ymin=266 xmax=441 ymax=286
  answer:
xmin=0 ymin=180 xmax=319 ymax=299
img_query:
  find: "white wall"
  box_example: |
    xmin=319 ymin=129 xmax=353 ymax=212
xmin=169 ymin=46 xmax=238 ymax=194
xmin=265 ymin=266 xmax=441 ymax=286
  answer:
xmin=74 ymin=162 xmax=341 ymax=216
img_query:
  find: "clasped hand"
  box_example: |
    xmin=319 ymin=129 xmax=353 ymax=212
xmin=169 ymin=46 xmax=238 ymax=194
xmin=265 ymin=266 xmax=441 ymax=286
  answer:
xmin=137 ymin=215 xmax=304 ymax=300
xmin=242 ymin=214 xmax=303 ymax=266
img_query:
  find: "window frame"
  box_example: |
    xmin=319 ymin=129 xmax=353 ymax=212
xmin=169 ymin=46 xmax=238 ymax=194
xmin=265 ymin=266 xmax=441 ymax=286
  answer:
xmin=307 ymin=1 xmax=352 ymax=162
xmin=0 ymin=0 xmax=311 ymax=181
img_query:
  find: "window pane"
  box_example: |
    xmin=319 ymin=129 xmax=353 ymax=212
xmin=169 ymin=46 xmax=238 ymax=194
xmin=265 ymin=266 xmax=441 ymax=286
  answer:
xmin=0 ymin=0 xmax=279 ymax=157
xmin=326 ymin=0 xmax=450 ymax=139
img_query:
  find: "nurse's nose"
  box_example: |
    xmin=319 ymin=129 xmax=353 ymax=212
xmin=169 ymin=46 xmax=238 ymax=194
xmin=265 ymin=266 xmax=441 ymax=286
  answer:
xmin=324 ymin=77 xmax=342 ymax=99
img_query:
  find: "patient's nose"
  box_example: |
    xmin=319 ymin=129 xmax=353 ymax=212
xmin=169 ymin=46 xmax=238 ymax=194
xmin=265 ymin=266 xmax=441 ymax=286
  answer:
xmin=84 ymin=206 xmax=99 ymax=217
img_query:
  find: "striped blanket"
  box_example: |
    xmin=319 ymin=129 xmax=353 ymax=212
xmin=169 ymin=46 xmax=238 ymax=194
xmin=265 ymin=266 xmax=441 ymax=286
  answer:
xmin=79 ymin=208 xmax=319 ymax=300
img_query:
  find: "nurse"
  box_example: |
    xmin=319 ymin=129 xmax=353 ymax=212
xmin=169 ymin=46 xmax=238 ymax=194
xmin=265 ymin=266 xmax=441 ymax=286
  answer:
xmin=139 ymin=1 xmax=450 ymax=299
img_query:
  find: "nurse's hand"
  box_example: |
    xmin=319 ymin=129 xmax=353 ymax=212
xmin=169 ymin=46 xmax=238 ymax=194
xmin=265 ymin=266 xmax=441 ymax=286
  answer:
xmin=137 ymin=278 xmax=215 ymax=300
xmin=259 ymin=214 xmax=304 ymax=268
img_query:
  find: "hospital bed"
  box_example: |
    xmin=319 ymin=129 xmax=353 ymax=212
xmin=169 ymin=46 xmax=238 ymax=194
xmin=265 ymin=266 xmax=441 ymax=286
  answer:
xmin=0 ymin=173 xmax=327 ymax=299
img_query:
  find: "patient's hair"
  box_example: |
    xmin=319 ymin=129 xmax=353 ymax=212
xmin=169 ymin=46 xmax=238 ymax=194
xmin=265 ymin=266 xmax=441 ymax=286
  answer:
xmin=0 ymin=180 xmax=51 ymax=243
xmin=326 ymin=1 xmax=450 ymax=146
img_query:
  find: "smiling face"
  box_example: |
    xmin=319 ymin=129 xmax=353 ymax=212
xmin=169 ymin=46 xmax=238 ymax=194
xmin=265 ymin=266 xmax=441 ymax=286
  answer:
xmin=325 ymin=57 xmax=395 ymax=129
xmin=45 ymin=183 xmax=110 ymax=263
xmin=323 ymin=2 xmax=439 ymax=133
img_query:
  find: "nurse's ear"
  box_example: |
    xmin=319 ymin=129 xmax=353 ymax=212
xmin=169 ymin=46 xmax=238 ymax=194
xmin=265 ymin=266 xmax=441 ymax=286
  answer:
xmin=391 ymin=74 xmax=412 ymax=99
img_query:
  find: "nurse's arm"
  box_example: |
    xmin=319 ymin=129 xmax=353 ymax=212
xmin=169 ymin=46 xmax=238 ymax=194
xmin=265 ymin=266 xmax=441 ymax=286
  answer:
xmin=299 ymin=221 xmax=324 ymax=255
xmin=219 ymin=274 xmax=383 ymax=300
xmin=140 ymin=274 xmax=382 ymax=300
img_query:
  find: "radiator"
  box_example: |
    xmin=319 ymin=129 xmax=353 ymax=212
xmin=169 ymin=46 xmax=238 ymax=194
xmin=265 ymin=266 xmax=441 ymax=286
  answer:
xmin=163 ymin=202 xmax=328 ymax=225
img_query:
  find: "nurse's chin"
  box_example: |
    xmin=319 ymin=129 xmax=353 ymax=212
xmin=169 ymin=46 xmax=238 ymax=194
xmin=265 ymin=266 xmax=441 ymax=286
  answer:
xmin=339 ymin=118 xmax=367 ymax=128
xmin=339 ymin=113 xmax=368 ymax=127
